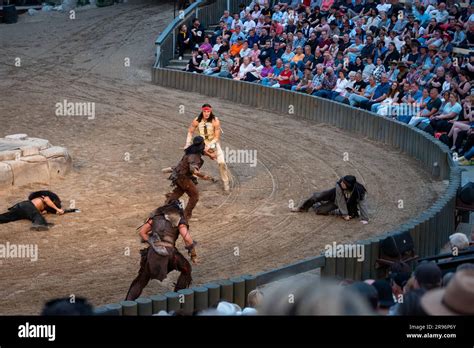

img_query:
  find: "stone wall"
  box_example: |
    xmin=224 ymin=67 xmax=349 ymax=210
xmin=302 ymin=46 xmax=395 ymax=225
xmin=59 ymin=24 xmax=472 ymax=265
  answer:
xmin=0 ymin=134 xmax=72 ymax=189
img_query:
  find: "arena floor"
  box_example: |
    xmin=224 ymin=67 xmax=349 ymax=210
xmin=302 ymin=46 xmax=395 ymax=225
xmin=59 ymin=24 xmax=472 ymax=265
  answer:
xmin=0 ymin=1 xmax=446 ymax=314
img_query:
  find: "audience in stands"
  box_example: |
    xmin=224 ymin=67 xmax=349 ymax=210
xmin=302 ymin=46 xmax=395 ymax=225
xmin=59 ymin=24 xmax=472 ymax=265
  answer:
xmin=177 ymin=0 xmax=474 ymax=163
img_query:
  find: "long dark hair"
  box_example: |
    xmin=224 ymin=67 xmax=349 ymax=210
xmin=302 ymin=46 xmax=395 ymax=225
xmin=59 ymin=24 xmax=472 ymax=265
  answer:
xmin=338 ymin=176 xmax=367 ymax=217
xmin=196 ymin=103 xmax=216 ymax=122
xmin=28 ymin=190 xmax=62 ymax=213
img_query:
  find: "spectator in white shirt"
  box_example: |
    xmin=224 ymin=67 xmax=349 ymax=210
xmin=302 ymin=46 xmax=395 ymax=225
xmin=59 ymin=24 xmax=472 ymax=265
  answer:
xmin=243 ymin=13 xmax=257 ymax=33
xmin=376 ymin=0 xmax=391 ymax=14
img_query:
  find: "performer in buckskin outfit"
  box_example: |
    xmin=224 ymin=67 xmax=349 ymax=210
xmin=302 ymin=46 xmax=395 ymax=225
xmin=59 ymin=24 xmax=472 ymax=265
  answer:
xmin=292 ymin=175 xmax=369 ymax=224
xmin=185 ymin=104 xmax=231 ymax=192
xmin=125 ymin=200 xmax=198 ymax=301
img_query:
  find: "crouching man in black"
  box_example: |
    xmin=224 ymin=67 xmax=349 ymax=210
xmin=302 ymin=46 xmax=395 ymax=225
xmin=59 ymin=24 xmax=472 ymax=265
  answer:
xmin=292 ymin=175 xmax=369 ymax=224
xmin=0 ymin=191 xmax=64 ymax=231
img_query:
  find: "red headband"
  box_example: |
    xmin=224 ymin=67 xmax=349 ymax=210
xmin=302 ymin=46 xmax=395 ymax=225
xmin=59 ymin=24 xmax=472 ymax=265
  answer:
xmin=202 ymin=106 xmax=212 ymax=112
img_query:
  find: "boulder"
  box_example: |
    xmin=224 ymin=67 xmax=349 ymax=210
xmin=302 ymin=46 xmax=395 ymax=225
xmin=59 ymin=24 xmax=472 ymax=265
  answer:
xmin=0 ymin=150 xmax=22 ymax=161
xmin=21 ymin=146 xmax=40 ymax=157
xmin=5 ymin=134 xmax=28 ymax=140
xmin=0 ymin=162 xmax=13 ymax=188
xmin=4 ymin=159 xmax=50 ymax=187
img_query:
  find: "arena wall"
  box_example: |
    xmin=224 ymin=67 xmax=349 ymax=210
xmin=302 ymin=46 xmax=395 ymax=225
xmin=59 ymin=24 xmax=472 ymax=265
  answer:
xmin=95 ymin=0 xmax=462 ymax=315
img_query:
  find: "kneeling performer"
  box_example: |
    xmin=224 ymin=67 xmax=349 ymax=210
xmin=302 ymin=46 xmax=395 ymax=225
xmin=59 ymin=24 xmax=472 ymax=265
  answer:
xmin=292 ymin=175 xmax=369 ymax=224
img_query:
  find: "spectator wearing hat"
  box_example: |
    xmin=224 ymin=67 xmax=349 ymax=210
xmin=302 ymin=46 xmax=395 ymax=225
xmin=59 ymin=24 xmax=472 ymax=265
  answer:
xmin=452 ymin=23 xmax=467 ymax=47
xmin=414 ymin=262 xmax=442 ymax=291
xmin=293 ymin=30 xmax=307 ymax=48
xmin=421 ymin=269 xmax=474 ymax=315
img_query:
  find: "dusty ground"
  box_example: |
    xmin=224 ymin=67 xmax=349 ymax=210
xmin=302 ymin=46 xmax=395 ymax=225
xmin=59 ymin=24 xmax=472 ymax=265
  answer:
xmin=0 ymin=1 xmax=445 ymax=314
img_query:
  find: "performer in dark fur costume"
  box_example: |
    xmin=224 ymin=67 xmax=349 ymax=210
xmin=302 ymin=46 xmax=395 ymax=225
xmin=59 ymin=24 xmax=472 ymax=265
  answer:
xmin=125 ymin=200 xmax=198 ymax=301
xmin=292 ymin=176 xmax=369 ymax=224
xmin=165 ymin=135 xmax=215 ymax=221
xmin=0 ymin=190 xmax=63 ymax=231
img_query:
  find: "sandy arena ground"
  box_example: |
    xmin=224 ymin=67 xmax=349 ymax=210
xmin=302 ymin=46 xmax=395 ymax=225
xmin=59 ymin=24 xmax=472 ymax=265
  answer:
xmin=0 ymin=1 xmax=445 ymax=314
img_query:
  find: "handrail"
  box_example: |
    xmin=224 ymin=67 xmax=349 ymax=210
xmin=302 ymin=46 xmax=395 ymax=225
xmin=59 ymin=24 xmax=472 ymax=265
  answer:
xmin=154 ymin=0 xmax=204 ymax=68
xmin=155 ymin=0 xmax=203 ymax=46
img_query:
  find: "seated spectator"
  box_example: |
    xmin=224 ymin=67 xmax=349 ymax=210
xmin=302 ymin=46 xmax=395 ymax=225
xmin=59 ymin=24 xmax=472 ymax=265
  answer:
xmin=449 ymin=96 xmax=474 ymax=152
xmin=243 ymin=58 xmax=264 ymax=82
xmin=230 ymin=26 xmax=246 ymax=45
xmin=430 ymin=92 xmax=462 ymax=133
xmin=313 ymin=66 xmax=337 ymax=98
xmin=409 ymin=88 xmax=441 ymax=127
xmin=199 ymin=36 xmax=213 ymax=55
xmin=292 ymin=67 xmax=314 ymax=92
xmin=349 ymin=75 xmax=378 ymax=107
xmin=190 ymin=18 xmax=205 ymax=48
xmin=259 ymin=279 xmax=373 ymax=315
xmin=372 ymin=279 xmax=395 ymax=315
xmin=440 ymin=232 xmax=471 ymax=254
xmin=375 ymin=81 xmax=400 ymax=115
xmin=239 ymin=41 xmax=252 ymax=59
xmin=184 ymin=48 xmax=202 ymax=73
xmin=214 ymin=51 xmax=233 ymax=78
xmin=281 ymin=44 xmax=295 ymax=64
xmin=420 ymin=269 xmax=474 ymax=315
xmin=249 ymin=42 xmax=261 ymax=63
xmin=394 ymin=289 xmax=427 ymax=316
xmin=42 ymin=297 xmax=93 ymax=316
xmin=247 ymin=289 xmax=264 ymax=309
xmin=359 ymin=73 xmax=390 ymax=110
xmin=261 ymin=58 xmax=284 ymax=86
xmin=230 ymin=37 xmax=245 ymax=57
xmin=307 ymin=64 xmax=325 ymax=95
xmin=347 ymin=281 xmax=379 ymax=311
xmin=203 ymin=51 xmax=221 ymax=75
xmin=234 ymin=56 xmax=255 ymax=81
xmin=177 ymin=24 xmax=192 ymax=60
xmin=275 ymin=63 xmax=293 ymax=89
xmin=414 ymin=262 xmax=442 ymax=291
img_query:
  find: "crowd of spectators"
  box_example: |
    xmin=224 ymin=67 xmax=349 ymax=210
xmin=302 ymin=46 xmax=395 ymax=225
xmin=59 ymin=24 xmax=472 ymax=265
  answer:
xmin=176 ymin=0 xmax=474 ymax=164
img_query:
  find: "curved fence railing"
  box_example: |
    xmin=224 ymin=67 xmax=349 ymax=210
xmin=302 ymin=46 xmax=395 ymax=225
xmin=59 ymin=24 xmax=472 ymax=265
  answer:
xmin=94 ymin=0 xmax=462 ymax=315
